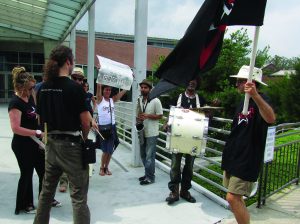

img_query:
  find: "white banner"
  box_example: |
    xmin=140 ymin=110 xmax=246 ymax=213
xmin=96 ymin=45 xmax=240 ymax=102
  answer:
xmin=96 ymin=55 xmax=133 ymax=90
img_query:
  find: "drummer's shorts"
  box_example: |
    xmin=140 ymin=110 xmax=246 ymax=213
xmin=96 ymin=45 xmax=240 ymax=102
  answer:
xmin=223 ymin=171 xmax=254 ymax=197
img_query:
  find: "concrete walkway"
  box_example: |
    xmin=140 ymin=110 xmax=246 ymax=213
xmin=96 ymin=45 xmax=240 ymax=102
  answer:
xmin=219 ymin=184 xmax=300 ymax=224
xmin=1 ymin=103 xmax=299 ymax=224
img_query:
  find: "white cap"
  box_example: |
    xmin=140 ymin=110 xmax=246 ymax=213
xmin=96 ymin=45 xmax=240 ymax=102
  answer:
xmin=230 ymin=65 xmax=267 ymax=86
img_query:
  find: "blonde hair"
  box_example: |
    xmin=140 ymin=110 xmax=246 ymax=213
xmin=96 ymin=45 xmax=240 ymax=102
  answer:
xmin=12 ymin=66 xmax=36 ymax=93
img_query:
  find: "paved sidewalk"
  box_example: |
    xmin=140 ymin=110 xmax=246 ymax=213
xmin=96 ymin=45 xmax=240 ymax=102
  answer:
xmin=0 ymin=103 xmax=229 ymax=224
xmin=1 ymin=103 xmax=299 ymax=224
xmin=220 ymin=184 xmax=300 ymax=224
xmin=248 ymin=184 xmax=300 ymax=224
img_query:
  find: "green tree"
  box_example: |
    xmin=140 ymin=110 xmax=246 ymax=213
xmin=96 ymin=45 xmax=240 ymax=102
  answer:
xmin=263 ymin=60 xmax=300 ymax=123
xmin=280 ymin=62 xmax=300 ymax=121
xmin=255 ymin=46 xmax=271 ymax=68
xmin=268 ymin=55 xmax=299 ymax=70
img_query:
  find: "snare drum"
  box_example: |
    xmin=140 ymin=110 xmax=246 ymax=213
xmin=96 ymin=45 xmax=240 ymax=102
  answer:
xmin=166 ymin=106 xmax=208 ymax=156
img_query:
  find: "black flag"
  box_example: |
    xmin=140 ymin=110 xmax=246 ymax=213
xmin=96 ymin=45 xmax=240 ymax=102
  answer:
xmin=149 ymin=0 xmax=267 ymax=99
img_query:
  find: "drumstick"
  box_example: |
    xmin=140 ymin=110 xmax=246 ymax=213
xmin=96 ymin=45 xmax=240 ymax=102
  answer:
xmin=93 ymin=127 xmax=105 ymax=140
xmin=44 ymin=122 xmax=47 ymax=144
xmin=31 ymin=136 xmax=46 ymax=150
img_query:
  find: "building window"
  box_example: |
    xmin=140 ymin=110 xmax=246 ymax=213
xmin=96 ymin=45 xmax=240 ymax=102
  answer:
xmin=0 ymin=51 xmax=44 ymax=73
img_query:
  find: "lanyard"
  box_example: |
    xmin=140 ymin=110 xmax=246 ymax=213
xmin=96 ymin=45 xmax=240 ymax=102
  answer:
xmin=139 ymin=97 xmax=148 ymax=113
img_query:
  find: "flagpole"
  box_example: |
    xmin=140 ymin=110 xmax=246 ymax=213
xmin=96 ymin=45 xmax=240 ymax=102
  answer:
xmin=242 ymin=26 xmax=260 ymax=115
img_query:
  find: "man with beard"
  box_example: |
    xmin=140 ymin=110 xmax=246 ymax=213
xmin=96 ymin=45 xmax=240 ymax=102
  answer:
xmin=221 ymin=66 xmax=275 ymax=224
xmin=137 ymin=79 xmax=163 ymax=185
xmin=166 ymin=79 xmax=206 ymax=204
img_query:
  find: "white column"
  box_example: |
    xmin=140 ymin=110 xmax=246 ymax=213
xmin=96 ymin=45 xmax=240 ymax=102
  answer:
xmin=87 ymin=2 xmax=95 ymax=94
xmin=132 ymin=0 xmax=148 ymax=166
xmin=70 ymin=28 xmax=76 ymax=64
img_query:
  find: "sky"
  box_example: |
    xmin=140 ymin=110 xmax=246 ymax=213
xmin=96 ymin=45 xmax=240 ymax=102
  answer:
xmin=76 ymin=0 xmax=300 ymax=59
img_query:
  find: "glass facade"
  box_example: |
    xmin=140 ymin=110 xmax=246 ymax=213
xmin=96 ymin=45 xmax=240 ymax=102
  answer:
xmin=0 ymin=51 xmax=44 ymax=102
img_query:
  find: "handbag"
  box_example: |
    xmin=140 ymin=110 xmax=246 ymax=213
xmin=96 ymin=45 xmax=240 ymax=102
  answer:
xmin=81 ymin=137 xmax=97 ymax=169
xmin=99 ymin=124 xmax=113 ymax=139
xmin=98 ymin=99 xmax=113 ymax=140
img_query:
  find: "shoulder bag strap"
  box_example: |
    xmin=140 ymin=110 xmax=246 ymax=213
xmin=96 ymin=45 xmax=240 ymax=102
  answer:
xmin=177 ymin=93 xmax=182 ymax=107
xmin=109 ymin=98 xmax=113 ymax=127
xmin=195 ymin=94 xmax=200 ymax=108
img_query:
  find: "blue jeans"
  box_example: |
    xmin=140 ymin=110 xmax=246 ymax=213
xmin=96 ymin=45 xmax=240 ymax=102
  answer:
xmin=168 ymin=153 xmax=195 ymax=192
xmin=140 ymin=136 xmax=158 ymax=182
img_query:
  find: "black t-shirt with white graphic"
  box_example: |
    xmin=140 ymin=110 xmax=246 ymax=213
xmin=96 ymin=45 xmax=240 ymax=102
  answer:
xmin=221 ymin=93 xmax=271 ymax=182
xmin=8 ymin=94 xmax=38 ymax=142
xmin=37 ymin=76 xmax=88 ymax=132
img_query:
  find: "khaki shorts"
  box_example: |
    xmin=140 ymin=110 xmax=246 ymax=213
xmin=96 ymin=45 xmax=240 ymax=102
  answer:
xmin=223 ymin=171 xmax=254 ymax=197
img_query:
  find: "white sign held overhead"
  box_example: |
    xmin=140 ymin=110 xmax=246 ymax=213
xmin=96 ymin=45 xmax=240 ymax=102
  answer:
xmin=96 ymin=55 xmax=133 ymax=90
xmin=264 ymin=126 xmax=276 ymax=163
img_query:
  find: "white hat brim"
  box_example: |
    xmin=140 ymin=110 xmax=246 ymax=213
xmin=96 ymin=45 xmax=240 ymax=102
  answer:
xmin=230 ymin=75 xmax=268 ymax=86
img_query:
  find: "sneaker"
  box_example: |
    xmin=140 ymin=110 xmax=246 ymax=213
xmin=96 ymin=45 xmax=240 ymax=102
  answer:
xmin=24 ymin=206 xmax=36 ymax=214
xmin=59 ymin=186 xmax=67 ymax=193
xmin=52 ymin=199 xmax=62 ymax=207
xmin=138 ymin=175 xmax=146 ymax=181
xmin=165 ymin=191 xmax=179 ymax=205
xmin=140 ymin=179 xmax=154 ymax=185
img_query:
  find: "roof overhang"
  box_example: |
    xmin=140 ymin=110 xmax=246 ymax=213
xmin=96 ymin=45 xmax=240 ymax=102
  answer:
xmin=0 ymin=0 xmax=95 ymax=41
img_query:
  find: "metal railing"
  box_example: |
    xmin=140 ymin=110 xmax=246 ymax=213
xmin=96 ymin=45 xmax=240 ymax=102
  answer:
xmin=114 ymin=102 xmax=300 ymax=208
xmin=257 ymin=123 xmax=300 ymax=208
xmin=114 ymin=101 xmax=231 ymax=207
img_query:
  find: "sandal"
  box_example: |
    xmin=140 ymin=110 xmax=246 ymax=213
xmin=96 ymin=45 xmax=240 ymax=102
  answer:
xmin=99 ymin=168 xmax=105 ymax=176
xmin=105 ymin=168 xmax=112 ymax=175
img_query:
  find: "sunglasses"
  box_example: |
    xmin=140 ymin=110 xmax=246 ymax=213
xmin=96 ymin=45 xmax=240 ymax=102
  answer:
xmin=73 ymin=77 xmax=83 ymax=82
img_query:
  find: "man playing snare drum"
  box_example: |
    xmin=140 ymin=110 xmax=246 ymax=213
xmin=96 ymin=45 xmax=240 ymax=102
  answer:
xmin=166 ymin=78 xmax=206 ymax=204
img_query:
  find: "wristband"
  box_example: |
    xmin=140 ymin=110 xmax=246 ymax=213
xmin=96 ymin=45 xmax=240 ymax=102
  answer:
xmin=35 ymin=130 xmax=42 ymax=138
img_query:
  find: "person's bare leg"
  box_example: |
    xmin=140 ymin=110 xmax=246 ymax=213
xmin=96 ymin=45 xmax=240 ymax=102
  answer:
xmin=99 ymin=153 xmax=105 ymax=176
xmin=104 ymin=154 xmax=112 ymax=175
xmin=226 ymin=192 xmax=250 ymax=224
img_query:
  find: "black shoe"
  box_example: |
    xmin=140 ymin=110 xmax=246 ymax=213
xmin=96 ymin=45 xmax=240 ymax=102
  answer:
xmin=138 ymin=175 xmax=146 ymax=181
xmin=180 ymin=190 xmax=196 ymax=203
xmin=166 ymin=191 xmax=179 ymax=205
xmin=140 ymin=179 xmax=154 ymax=185
xmin=15 ymin=209 xmax=20 ymax=215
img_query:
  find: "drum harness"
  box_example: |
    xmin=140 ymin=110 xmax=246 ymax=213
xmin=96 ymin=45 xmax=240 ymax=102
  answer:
xmin=177 ymin=93 xmax=201 ymax=108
